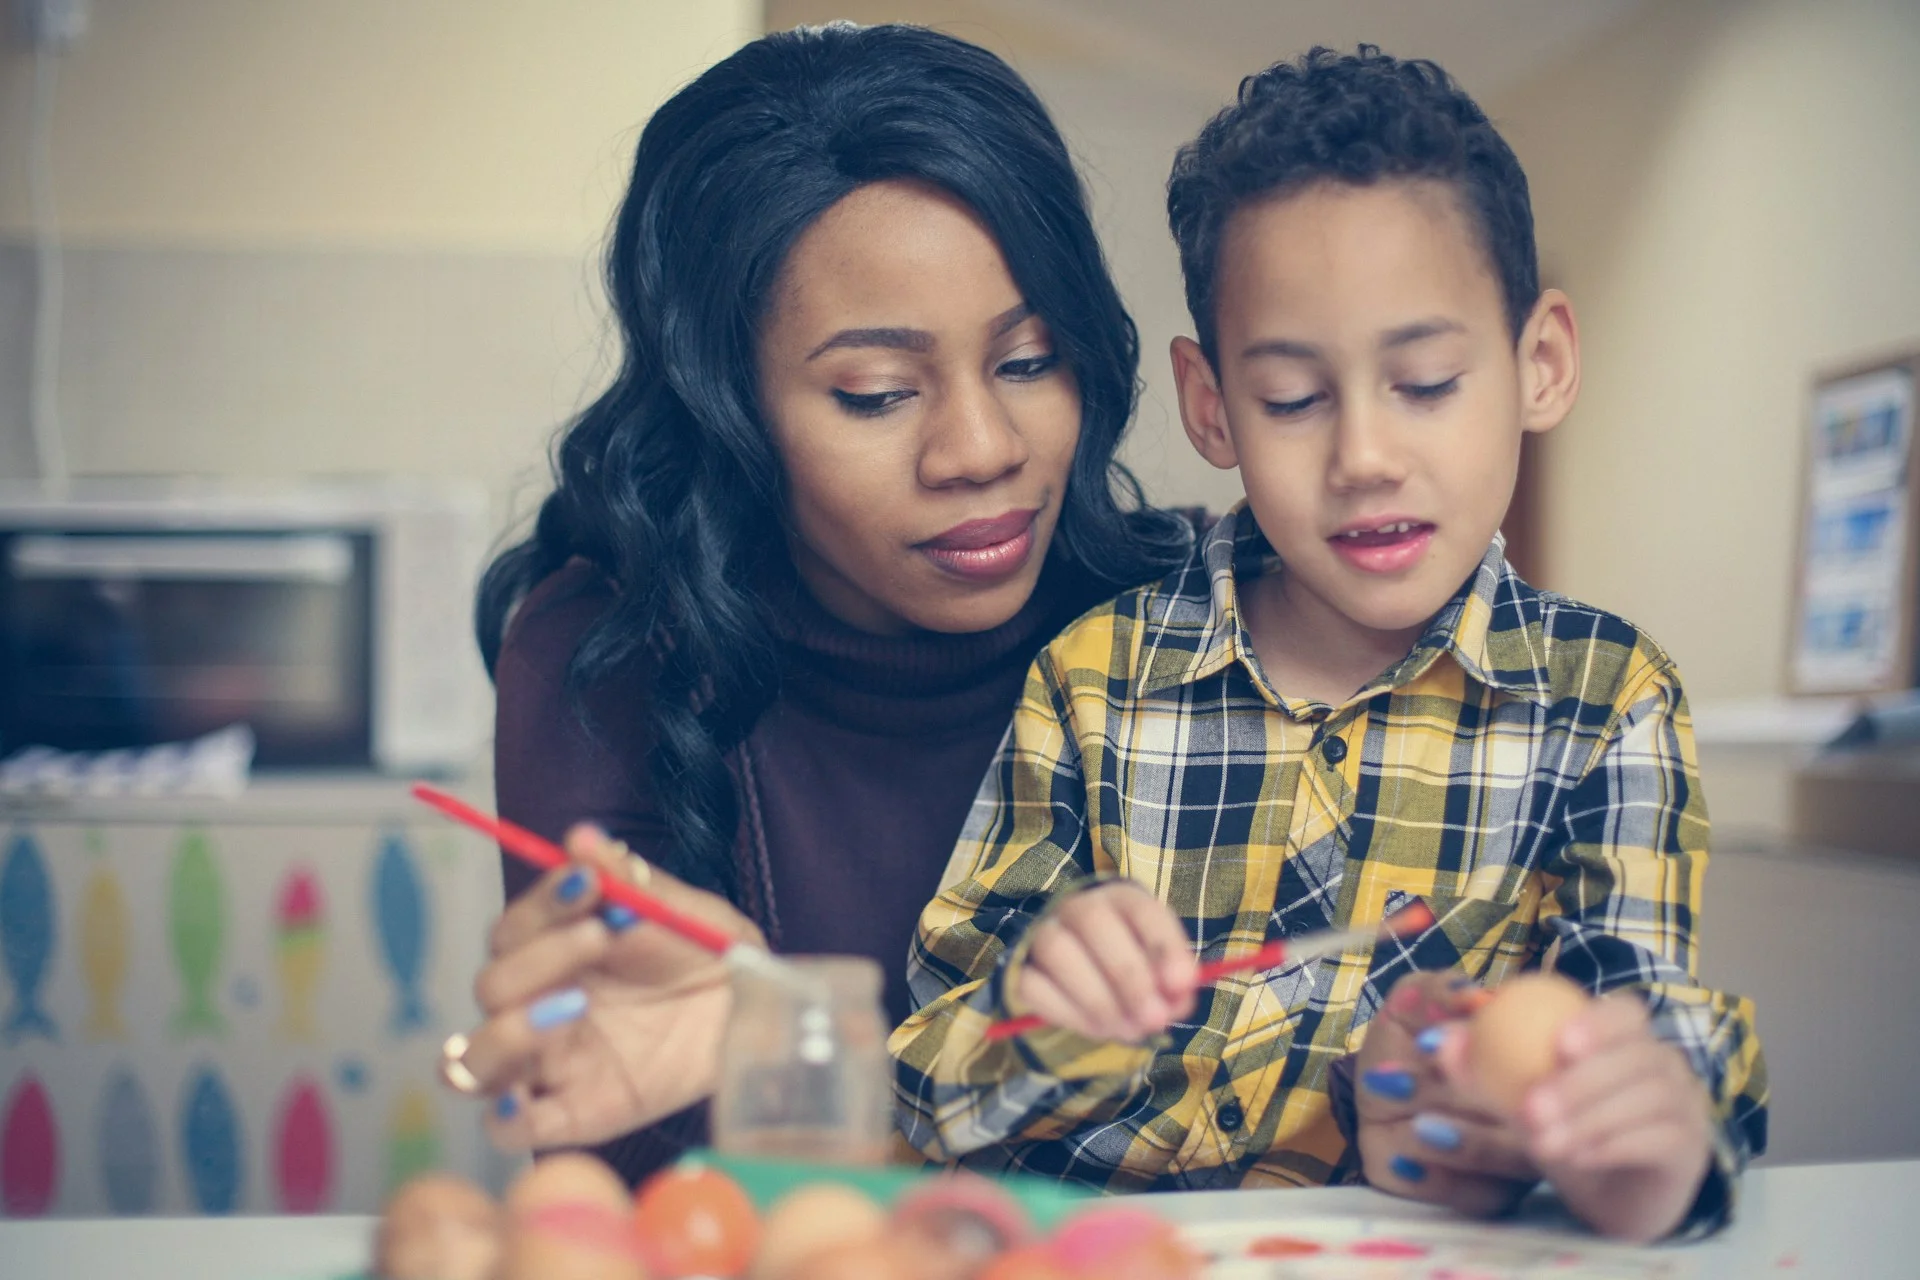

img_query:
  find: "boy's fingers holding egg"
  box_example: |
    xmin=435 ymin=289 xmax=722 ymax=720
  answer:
xmin=1556 ymin=989 xmax=1650 ymax=1061
xmin=1530 ymin=1045 xmax=1707 ymax=1165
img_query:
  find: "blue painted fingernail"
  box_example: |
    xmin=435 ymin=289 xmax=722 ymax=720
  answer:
xmin=1416 ymin=1026 xmax=1446 ymax=1055
xmin=495 ymin=1093 xmax=519 ymax=1120
xmin=1390 ymin=1154 xmax=1428 ymax=1183
xmin=1448 ymin=973 xmax=1474 ymax=990
xmin=1413 ymin=1113 xmax=1461 ymax=1151
xmin=600 ymin=904 xmax=639 ymax=932
xmin=529 ymin=986 xmax=588 ymax=1030
xmin=1361 ymin=1067 xmax=1415 ymax=1101
xmin=555 ymin=869 xmax=590 ymax=904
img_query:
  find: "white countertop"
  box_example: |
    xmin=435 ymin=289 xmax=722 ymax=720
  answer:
xmin=1 ymin=1159 xmax=1911 ymax=1279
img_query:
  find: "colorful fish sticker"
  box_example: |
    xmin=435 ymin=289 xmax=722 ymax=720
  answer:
xmin=273 ymin=1076 xmax=333 ymax=1213
xmin=1 ymin=1074 xmax=59 ymax=1215
xmin=168 ymin=831 xmax=227 ymax=1037
xmin=1 ymin=829 xmax=59 ymax=1044
xmin=97 ymin=1069 xmax=158 ymax=1214
xmin=371 ymin=831 xmax=431 ymax=1034
xmin=179 ymin=1065 xmax=242 ymax=1214
xmin=275 ymin=867 xmax=325 ymax=1042
xmin=385 ymin=1086 xmax=441 ymax=1192
xmin=81 ymin=867 xmax=130 ymax=1040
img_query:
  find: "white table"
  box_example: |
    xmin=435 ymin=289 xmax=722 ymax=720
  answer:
xmin=2 ymin=1160 xmax=1913 ymax=1279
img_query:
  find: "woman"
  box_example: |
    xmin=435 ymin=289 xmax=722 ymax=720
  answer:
xmin=444 ymin=21 xmax=1193 ymax=1186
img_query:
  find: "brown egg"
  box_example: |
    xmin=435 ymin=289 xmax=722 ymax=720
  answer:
xmin=780 ymin=1237 xmax=912 ymax=1280
xmin=373 ymin=1173 xmax=502 ymax=1280
xmin=499 ymin=1153 xmax=649 ymax=1280
xmin=749 ymin=1183 xmax=889 ymax=1280
xmin=1466 ymin=972 xmax=1594 ymax=1113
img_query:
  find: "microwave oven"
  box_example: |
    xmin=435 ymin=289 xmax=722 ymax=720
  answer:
xmin=0 ymin=478 xmax=492 ymax=773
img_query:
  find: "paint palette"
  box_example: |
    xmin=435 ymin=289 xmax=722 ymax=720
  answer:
xmin=1184 ymin=1216 xmax=1683 ymax=1279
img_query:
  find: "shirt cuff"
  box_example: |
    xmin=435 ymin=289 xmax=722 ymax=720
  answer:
xmin=1669 ymin=1133 xmax=1740 ymax=1240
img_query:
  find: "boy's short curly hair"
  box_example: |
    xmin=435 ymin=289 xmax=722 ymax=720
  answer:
xmin=1167 ymin=45 xmax=1539 ymax=363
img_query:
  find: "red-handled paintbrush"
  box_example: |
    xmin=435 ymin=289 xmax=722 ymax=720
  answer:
xmin=410 ymin=783 xmax=799 ymax=984
xmin=982 ymin=901 xmax=1438 ymax=1042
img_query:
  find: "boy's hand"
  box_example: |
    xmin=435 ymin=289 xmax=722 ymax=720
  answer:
xmin=1455 ymin=992 xmax=1715 ymax=1243
xmin=1353 ymin=972 xmax=1539 ymax=1217
xmin=1012 ymin=881 xmax=1198 ymax=1041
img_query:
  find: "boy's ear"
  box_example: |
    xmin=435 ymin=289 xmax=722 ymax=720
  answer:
xmin=1517 ymin=288 xmax=1580 ymax=435
xmin=1171 ymin=337 xmax=1240 ymax=471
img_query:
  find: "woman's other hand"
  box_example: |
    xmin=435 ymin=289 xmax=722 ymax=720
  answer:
xmin=1352 ymin=971 xmax=1539 ymax=1217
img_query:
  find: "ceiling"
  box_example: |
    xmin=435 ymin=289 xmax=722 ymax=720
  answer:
xmin=766 ymin=0 xmax=1653 ymax=103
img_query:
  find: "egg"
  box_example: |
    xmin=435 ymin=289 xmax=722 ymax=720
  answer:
xmin=749 ymin=1183 xmax=888 ymax=1280
xmin=976 ymin=1245 xmax=1074 ymax=1280
xmin=888 ymin=1175 xmax=1034 ymax=1280
xmin=780 ymin=1237 xmax=914 ymax=1280
xmin=632 ymin=1161 xmax=761 ymax=1278
xmin=1046 ymin=1206 xmax=1201 ymax=1280
xmin=499 ymin=1153 xmax=648 ymax=1280
xmin=373 ymin=1173 xmax=501 ymax=1280
xmin=1465 ymin=972 xmax=1594 ymax=1113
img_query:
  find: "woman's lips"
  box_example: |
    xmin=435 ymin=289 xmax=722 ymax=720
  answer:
xmin=1328 ymin=519 xmax=1435 ymax=575
xmin=918 ymin=509 xmax=1039 ymax=582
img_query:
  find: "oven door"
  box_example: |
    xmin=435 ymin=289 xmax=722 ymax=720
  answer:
xmin=0 ymin=529 xmax=375 ymax=768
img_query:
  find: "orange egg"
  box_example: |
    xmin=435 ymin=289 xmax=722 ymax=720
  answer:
xmin=1465 ymin=972 xmax=1594 ymax=1113
xmin=749 ymin=1183 xmax=888 ymax=1280
xmin=632 ymin=1161 xmax=761 ymax=1278
xmin=977 ymin=1245 xmax=1074 ymax=1280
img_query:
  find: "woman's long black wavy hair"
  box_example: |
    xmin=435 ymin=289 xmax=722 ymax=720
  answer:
xmin=477 ymin=22 xmax=1189 ymax=900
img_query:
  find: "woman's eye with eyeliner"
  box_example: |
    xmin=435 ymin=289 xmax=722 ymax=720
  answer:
xmin=833 ymin=388 xmax=914 ymax=417
xmin=1401 ymin=376 xmax=1461 ymax=402
xmin=998 ymin=353 xmax=1059 ymax=380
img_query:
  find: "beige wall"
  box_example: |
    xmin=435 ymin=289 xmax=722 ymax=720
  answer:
xmin=0 ymin=1 xmax=756 ymax=527
xmin=1491 ymin=0 xmax=1920 ymax=702
xmin=0 ymin=0 xmax=759 ymax=252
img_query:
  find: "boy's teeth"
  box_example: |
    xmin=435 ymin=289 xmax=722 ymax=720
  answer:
xmin=1342 ymin=521 xmax=1418 ymax=539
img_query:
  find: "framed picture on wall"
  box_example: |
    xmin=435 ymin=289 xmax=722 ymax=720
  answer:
xmin=1787 ymin=350 xmax=1920 ymax=695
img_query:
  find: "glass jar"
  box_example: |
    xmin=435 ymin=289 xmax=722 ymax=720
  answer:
xmin=711 ymin=955 xmax=894 ymax=1165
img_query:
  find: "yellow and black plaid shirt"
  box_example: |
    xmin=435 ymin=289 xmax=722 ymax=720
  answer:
xmin=891 ymin=506 xmax=1767 ymax=1220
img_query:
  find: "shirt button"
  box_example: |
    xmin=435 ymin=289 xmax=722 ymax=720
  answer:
xmin=1217 ymin=1100 xmax=1245 ymax=1133
xmin=1321 ymin=735 xmax=1348 ymax=764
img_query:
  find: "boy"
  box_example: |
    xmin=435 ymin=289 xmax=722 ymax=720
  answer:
xmin=889 ymin=47 xmax=1766 ymax=1241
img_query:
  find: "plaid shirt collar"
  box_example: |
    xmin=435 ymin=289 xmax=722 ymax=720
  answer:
xmin=1139 ymin=504 xmax=1554 ymax=709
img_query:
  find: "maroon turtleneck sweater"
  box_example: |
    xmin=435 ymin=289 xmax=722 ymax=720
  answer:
xmin=492 ymin=552 xmax=1130 ymax=1185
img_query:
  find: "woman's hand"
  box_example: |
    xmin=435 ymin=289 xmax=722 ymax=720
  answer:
xmin=452 ymin=825 xmax=765 ymax=1150
xmin=1352 ymin=972 xmax=1540 ymax=1217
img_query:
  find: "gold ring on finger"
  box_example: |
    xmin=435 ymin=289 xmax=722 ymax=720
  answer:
xmin=439 ymin=1031 xmax=482 ymax=1096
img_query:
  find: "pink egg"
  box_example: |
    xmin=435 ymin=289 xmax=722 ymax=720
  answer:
xmin=1046 ymin=1206 xmax=1172 ymax=1270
